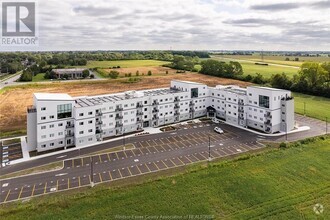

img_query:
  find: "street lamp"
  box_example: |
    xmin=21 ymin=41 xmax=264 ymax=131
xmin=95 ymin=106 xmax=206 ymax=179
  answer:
xmin=90 ymin=157 xmax=94 ymax=187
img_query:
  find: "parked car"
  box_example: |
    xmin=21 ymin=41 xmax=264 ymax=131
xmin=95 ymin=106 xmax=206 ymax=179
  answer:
xmin=4 ymin=82 xmax=8 ymax=84
xmin=212 ymin=118 xmax=220 ymax=124
xmin=214 ymin=127 xmax=224 ymax=134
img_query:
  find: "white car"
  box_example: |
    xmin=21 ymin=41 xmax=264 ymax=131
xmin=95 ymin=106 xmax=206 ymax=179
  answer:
xmin=214 ymin=127 xmax=224 ymax=134
xmin=212 ymin=118 xmax=220 ymax=124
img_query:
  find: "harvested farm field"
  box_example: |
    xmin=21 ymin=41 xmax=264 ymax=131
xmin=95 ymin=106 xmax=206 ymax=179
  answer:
xmin=0 ymin=73 xmax=251 ymax=134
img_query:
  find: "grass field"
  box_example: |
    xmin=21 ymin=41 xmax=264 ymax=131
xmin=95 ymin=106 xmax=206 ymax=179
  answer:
xmin=1 ymin=136 xmax=329 ymax=219
xmin=76 ymin=60 xmax=171 ymax=69
xmin=216 ymin=55 xmax=330 ymax=67
xmin=293 ymin=92 xmax=330 ymax=121
xmin=32 ymin=73 xmax=47 ymax=82
xmin=211 ymin=56 xmax=298 ymax=78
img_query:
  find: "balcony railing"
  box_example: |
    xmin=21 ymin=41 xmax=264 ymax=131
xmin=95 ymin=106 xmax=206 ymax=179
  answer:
xmin=66 ymin=124 xmax=74 ymax=128
xmin=137 ymin=103 xmax=143 ymax=108
xmin=189 ymin=102 xmax=195 ymax=106
xmin=174 ymin=105 xmax=180 ymax=109
xmin=65 ymin=133 xmax=74 ymax=137
xmin=189 ymin=108 xmax=195 ymax=113
xmin=96 ymin=120 xmax=102 ymax=125
xmin=174 ymin=112 xmax=180 ymax=116
xmin=96 ymin=111 xmax=102 ymax=116
xmin=152 ymin=116 xmax=159 ymax=120
xmin=115 ymin=107 xmax=123 ymax=112
xmin=115 ymin=115 xmax=123 ymax=120
xmin=152 ymin=101 xmax=159 ymax=105
xmin=136 ymin=111 xmax=143 ymax=116
xmin=264 ymin=112 xmax=272 ymax=118
xmin=152 ymin=109 xmax=159 ymax=113
xmin=115 ymin=123 xmax=123 ymax=128
xmin=96 ymin=129 xmax=103 ymax=134
xmin=174 ymin=97 xmax=180 ymax=102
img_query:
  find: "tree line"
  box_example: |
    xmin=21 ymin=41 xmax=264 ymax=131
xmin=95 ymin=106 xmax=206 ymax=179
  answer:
xmin=199 ymin=59 xmax=330 ymax=98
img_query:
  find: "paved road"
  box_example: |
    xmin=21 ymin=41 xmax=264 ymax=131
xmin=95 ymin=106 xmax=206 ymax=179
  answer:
xmin=217 ymin=57 xmax=300 ymax=69
xmin=0 ymin=123 xmax=264 ymax=203
xmin=0 ymin=72 xmax=22 ymax=89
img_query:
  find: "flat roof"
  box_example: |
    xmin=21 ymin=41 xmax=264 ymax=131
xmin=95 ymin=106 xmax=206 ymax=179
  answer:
xmin=75 ymin=87 xmax=182 ymax=108
xmin=249 ymin=86 xmax=290 ymax=92
xmin=172 ymin=80 xmax=204 ymax=85
xmin=52 ymin=68 xmax=85 ymax=74
xmin=34 ymin=93 xmax=73 ymax=101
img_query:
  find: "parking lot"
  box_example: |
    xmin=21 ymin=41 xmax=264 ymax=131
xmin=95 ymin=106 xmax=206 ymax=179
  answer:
xmin=0 ymin=142 xmax=23 ymax=167
xmin=0 ymin=122 xmax=265 ymax=203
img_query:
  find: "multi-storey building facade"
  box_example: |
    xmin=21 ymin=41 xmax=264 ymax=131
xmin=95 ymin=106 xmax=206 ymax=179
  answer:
xmin=27 ymin=80 xmax=294 ymax=152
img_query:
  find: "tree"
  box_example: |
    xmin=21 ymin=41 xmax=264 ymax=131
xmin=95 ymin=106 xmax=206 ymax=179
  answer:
xmin=90 ymin=74 xmax=95 ymax=79
xmin=229 ymin=61 xmax=243 ymax=75
xmin=285 ymin=57 xmax=290 ymax=61
xmin=108 ymin=70 xmax=119 ymax=79
xmin=136 ymin=71 xmax=139 ymax=76
xmin=147 ymin=70 xmax=152 ymax=76
xmin=270 ymin=73 xmax=292 ymax=89
xmin=252 ymin=73 xmax=266 ymax=84
xmin=298 ymin=62 xmax=326 ymax=89
xmin=82 ymin=69 xmax=90 ymax=78
xmin=19 ymin=69 xmax=33 ymax=81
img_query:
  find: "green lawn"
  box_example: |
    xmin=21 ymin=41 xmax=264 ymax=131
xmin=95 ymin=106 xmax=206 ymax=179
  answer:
xmin=32 ymin=73 xmax=47 ymax=82
xmin=1 ymin=136 xmax=329 ymax=219
xmin=75 ymin=60 xmax=171 ymax=69
xmin=293 ymin=92 xmax=330 ymax=121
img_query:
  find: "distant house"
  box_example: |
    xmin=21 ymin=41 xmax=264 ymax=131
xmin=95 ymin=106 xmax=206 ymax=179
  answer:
xmin=52 ymin=68 xmax=87 ymax=79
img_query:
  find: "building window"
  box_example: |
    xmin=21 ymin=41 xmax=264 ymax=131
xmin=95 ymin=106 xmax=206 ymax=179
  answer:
xmin=88 ymin=138 xmax=93 ymax=141
xmin=41 ymin=135 xmax=46 ymax=139
xmin=50 ymin=143 xmax=54 ymax=147
xmin=57 ymin=104 xmax=72 ymax=119
xmin=79 ymin=131 xmax=84 ymax=134
xmin=49 ymin=124 xmax=54 ymax=128
xmin=41 ymin=116 xmax=46 ymax=120
xmin=41 ymin=107 xmax=46 ymax=111
xmin=41 ymin=144 xmax=46 ymax=148
xmin=79 ymin=122 xmax=84 ymax=125
xmin=58 ymin=132 xmax=63 ymax=136
xmin=49 ymin=115 xmax=54 ymax=119
xmin=191 ymin=88 xmax=198 ymax=98
xmin=59 ymin=141 xmax=63 ymax=145
xmin=259 ymin=95 xmax=270 ymax=108
xmin=50 ymin=133 xmax=54 ymax=137
xmin=88 ymin=129 xmax=93 ymax=133
xmin=88 ymin=112 xmax=92 ymax=115
xmin=58 ymin=123 xmax=63 ymax=127
xmin=41 ymin=126 xmax=46 ymax=129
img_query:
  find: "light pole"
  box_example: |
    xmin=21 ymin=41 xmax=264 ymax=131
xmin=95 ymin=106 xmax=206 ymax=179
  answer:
xmin=90 ymin=157 xmax=94 ymax=187
xmin=208 ymin=136 xmax=211 ymax=161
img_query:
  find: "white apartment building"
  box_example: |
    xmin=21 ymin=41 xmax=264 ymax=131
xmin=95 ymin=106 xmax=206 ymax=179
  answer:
xmin=27 ymin=80 xmax=294 ymax=152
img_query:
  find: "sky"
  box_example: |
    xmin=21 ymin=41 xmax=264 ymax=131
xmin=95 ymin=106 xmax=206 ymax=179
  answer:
xmin=1 ymin=0 xmax=330 ymax=51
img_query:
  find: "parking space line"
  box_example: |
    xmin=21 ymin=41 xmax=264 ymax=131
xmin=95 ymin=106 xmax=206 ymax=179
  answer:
xmin=152 ymin=146 xmax=159 ymax=152
xmin=144 ymin=164 xmax=151 ymax=172
xmin=123 ymin=151 xmax=128 ymax=158
xmin=153 ymin=162 xmax=160 ymax=170
xmin=212 ymin=150 xmax=221 ymax=157
xmin=161 ymin=160 xmax=168 ymax=168
xmin=107 ymin=153 xmax=111 ymax=161
xmin=198 ymin=152 xmax=207 ymax=160
xmin=136 ymin=165 xmax=142 ymax=174
xmin=89 ymin=175 xmax=92 ymax=184
xmin=99 ymin=173 xmax=103 ymax=182
xmin=145 ymin=140 xmax=151 ymax=147
xmin=115 ymin=152 xmax=119 ymax=159
xmin=118 ymin=169 xmax=123 ymax=178
xmin=128 ymin=167 xmax=133 ymax=176
xmin=146 ymin=147 xmax=152 ymax=154
xmin=4 ymin=190 xmax=10 ymax=202
xmin=159 ymin=145 xmax=166 ymax=151
xmin=191 ymin=154 xmax=200 ymax=161
xmin=31 ymin=184 xmax=36 ymax=196
xmin=173 ymin=142 xmax=181 ymax=148
xmin=18 ymin=187 xmax=24 ymax=199
xmin=131 ymin=149 xmax=136 ymax=156
xmin=159 ymin=138 xmax=165 ymax=145
xmin=44 ymin=182 xmax=47 ymax=194
xmin=99 ymin=155 xmax=102 ymax=162
xmin=177 ymin=157 xmax=185 ymax=165
xmin=151 ymin=140 xmax=158 ymax=146
xmin=108 ymin=171 xmax=113 ymax=180
xmin=184 ymin=156 xmax=193 ymax=163
xmin=169 ymin=159 xmax=177 ymax=167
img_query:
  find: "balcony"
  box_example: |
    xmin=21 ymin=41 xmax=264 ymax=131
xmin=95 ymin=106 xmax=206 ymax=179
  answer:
xmin=152 ymin=109 xmax=159 ymax=113
xmin=189 ymin=102 xmax=195 ymax=107
xmin=96 ymin=111 xmax=102 ymax=116
xmin=66 ymin=124 xmax=74 ymax=128
xmin=174 ymin=112 xmax=180 ymax=116
xmin=136 ymin=111 xmax=143 ymax=116
xmin=115 ymin=115 xmax=123 ymax=120
xmin=238 ymin=108 xmax=244 ymax=113
xmin=152 ymin=101 xmax=159 ymax=106
xmin=152 ymin=116 xmax=159 ymax=120
xmin=137 ymin=103 xmax=143 ymax=108
xmin=96 ymin=129 xmax=103 ymax=134
xmin=238 ymin=100 xmax=244 ymax=105
xmin=189 ymin=108 xmax=195 ymax=113
xmin=264 ymin=112 xmax=272 ymax=118
xmin=174 ymin=105 xmax=180 ymax=109
xmin=174 ymin=97 xmax=180 ymax=102
xmin=65 ymin=132 xmax=74 ymax=137
xmin=264 ymin=120 xmax=272 ymax=126
xmin=115 ymin=123 xmax=123 ymax=128
xmin=96 ymin=120 xmax=102 ymax=125
xmin=27 ymin=106 xmax=36 ymax=113
xmin=115 ymin=107 xmax=123 ymax=112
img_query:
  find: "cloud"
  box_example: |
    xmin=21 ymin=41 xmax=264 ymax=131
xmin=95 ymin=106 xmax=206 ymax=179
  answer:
xmin=250 ymin=3 xmax=301 ymax=11
xmin=310 ymin=0 xmax=330 ymax=9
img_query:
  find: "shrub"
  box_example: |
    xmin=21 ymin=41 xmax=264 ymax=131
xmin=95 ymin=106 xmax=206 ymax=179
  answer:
xmin=147 ymin=70 xmax=152 ymax=76
xmin=279 ymin=142 xmax=287 ymax=148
